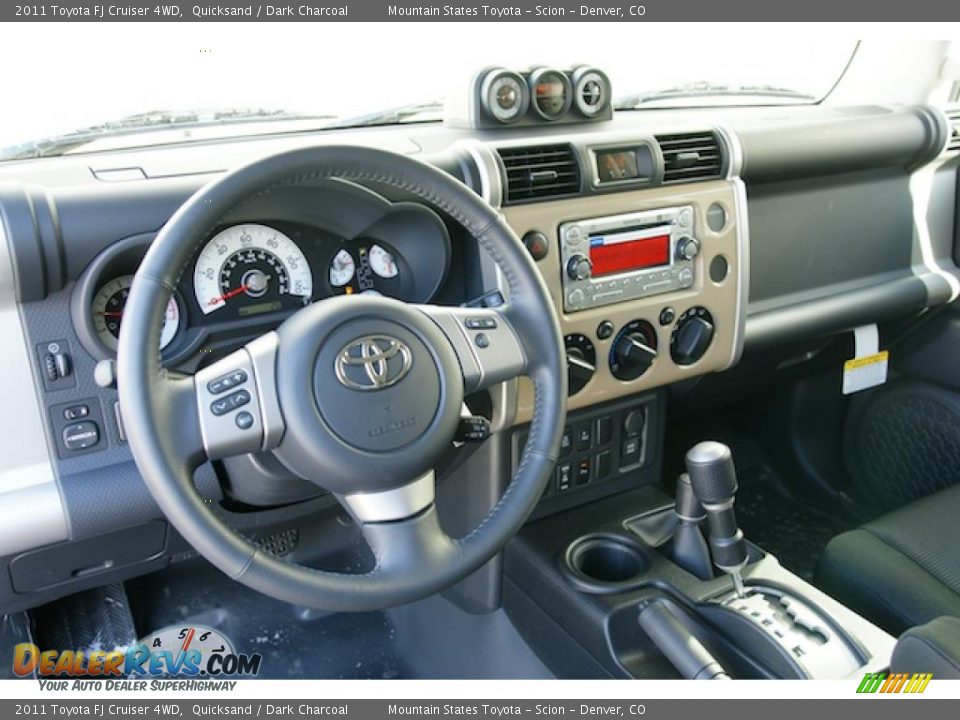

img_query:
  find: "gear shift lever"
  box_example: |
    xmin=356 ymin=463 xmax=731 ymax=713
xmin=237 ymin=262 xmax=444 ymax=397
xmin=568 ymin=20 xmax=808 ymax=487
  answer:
xmin=685 ymin=441 xmax=749 ymax=598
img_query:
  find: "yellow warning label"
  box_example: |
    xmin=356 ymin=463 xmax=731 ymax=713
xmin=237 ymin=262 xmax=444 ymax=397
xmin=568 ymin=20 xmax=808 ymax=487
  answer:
xmin=844 ymin=351 xmax=889 ymax=372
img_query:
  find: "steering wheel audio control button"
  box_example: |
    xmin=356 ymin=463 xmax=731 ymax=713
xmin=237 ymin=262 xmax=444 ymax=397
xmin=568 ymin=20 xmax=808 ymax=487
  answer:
xmin=195 ymin=348 xmax=269 ymax=459
xmin=210 ymin=388 xmax=251 ymax=416
xmin=208 ymin=369 xmax=248 ymax=395
xmin=464 ymin=317 xmax=498 ymax=330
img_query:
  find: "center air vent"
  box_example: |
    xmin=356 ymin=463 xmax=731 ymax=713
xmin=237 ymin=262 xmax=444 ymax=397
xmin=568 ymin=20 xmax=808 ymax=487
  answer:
xmin=947 ymin=111 xmax=960 ymax=152
xmin=656 ymin=131 xmax=724 ymax=184
xmin=498 ymin=144 xmax=581 ymax=204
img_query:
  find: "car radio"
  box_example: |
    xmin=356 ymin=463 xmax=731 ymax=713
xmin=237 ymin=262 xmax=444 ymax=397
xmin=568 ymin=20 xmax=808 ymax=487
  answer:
xmin=559 ymin=206 xmax=699 ymax=313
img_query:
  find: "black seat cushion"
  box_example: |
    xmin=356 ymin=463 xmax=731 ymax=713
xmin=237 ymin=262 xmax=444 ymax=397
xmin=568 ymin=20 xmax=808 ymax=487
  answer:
xmin=816 ymin=484 xmax=960 ymax=636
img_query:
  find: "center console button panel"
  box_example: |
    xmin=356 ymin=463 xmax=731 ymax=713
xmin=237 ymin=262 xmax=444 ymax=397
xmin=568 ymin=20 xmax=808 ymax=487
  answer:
xmin=514 ymin=393 xmax=663 ymax=520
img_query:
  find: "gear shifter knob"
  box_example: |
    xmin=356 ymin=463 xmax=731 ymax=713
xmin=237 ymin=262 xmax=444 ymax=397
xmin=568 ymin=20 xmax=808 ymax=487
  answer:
xmin=685 ymin=441 xmax=748 ymax=597
xmin=685 ymin=441 xmax=738 ymax=503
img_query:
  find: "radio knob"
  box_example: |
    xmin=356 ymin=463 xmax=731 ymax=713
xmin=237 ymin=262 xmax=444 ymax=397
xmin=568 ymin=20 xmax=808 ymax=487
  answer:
xmin=567 ymin=254 xmax=593 ymax=281
xmin=676 ymin=236 xmax=701 ymax=261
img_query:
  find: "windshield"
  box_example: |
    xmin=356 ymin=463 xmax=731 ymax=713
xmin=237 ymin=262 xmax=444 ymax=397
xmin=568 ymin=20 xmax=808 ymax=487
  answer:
xmin=0 ymin=25 xmax=857 ymax=160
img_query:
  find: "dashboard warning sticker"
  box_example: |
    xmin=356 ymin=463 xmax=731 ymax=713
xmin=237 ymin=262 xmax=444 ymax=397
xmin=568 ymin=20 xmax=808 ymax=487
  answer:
xmin=842 ymin=351 xmax=889 ymax=395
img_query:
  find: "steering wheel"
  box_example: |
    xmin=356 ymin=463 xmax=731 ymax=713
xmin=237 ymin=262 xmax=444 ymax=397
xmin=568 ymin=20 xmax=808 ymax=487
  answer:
xmin=117 ymin=146 xmax=566 ymax=612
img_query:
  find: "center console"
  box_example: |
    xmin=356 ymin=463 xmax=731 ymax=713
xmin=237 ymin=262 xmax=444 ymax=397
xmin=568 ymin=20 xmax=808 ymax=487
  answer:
xmin=482 ymin=129 xmax=894 ymax=678
xmin=502 ymin=447 xmax=896 ymax=680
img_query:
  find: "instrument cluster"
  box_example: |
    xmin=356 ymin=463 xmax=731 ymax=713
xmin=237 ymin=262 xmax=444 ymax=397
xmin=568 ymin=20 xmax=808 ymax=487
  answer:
xmin=73 ymin=202 xmax=452 ymax=365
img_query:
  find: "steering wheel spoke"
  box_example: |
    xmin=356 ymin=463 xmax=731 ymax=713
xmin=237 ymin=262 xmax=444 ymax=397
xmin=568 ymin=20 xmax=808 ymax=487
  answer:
xmin=194 ymin=332 xmax=284 ymax=461
xmin=339 ymin=471 xmax=458 ymax=576
xmin=417 ymin=303 xmax=527 ymax=393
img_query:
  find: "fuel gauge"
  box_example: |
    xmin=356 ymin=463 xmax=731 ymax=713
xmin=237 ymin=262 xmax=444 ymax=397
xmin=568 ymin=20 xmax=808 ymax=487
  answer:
xmin=329 ymin=249 xmax=356 ymax=287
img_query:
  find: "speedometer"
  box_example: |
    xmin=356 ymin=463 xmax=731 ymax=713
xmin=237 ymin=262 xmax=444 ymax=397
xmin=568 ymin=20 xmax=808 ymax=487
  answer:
xmin=194 ymin=224 xmax=313 ymax=316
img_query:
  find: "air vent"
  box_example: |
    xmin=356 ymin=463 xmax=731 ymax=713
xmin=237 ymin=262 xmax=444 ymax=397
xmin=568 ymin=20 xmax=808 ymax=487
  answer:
xmin=656 ymin=131 xmax=724 ymax=183
xmin=498 ymin=144 xmax=581 ymax=204
xmin=947 ymin=111 xmax=960 ymax=152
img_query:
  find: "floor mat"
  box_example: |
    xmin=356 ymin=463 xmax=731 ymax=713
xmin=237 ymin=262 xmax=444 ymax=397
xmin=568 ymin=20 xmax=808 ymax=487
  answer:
xmin=125 ymin=559 xmax=552 ymax=679
xmin=735 ymin=464 xmax=853 ymax=582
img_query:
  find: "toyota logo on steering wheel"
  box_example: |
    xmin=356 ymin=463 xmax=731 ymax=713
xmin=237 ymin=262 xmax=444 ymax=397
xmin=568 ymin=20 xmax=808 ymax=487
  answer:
xmin=335 ymin=335 xmax=414 ymax=391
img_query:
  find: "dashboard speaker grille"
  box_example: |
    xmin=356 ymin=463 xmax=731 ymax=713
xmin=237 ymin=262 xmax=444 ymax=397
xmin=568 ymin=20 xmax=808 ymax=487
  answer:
xmin=497 ymin=144 xmax=581 ymax=204
xmin=656 ymin=131 xmax=725 ymax=183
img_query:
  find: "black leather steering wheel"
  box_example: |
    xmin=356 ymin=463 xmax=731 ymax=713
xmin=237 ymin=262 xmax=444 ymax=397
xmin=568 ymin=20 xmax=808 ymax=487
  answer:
xmin=117 ymin=146 xmax=566 ymax=611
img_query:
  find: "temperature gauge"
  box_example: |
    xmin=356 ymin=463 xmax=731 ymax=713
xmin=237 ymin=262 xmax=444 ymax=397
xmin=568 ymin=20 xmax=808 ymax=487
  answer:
xmin=368 ymin=244 xmax=399 ymax=279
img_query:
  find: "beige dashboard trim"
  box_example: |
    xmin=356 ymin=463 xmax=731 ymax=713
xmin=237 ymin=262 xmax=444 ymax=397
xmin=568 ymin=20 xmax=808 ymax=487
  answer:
xmin=504 ymin=179 xmax=743 ymax=425
xmin=0 ymin=218 xmax=69 ymax=555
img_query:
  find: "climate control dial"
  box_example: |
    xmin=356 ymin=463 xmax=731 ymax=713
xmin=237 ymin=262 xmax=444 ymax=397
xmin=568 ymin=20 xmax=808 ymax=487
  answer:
xmin=670 ymin=307 xmax=715 ymax=366
xmin=609 ymin=320 xmax=658 ymax=381
xmin=565 ymin=333 xmax=596 ymax=396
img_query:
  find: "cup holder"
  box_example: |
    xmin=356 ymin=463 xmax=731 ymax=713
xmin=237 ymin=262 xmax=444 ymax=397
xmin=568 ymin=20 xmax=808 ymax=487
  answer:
xmin=563 ymin=533 xmax=650 ymax=594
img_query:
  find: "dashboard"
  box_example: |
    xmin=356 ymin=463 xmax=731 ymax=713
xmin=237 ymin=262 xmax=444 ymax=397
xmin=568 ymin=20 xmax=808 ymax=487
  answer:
xmin=0 ymin=84 xmax=958 ymax=612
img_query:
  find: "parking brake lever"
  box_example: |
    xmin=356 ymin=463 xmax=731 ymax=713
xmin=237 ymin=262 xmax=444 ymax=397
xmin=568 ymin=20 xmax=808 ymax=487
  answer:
xmin=638 ymin=598 xmax=731 ymax=680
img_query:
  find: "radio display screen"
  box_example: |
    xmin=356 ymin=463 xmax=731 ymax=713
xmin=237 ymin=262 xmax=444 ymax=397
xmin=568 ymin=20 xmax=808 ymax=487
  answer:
xmin=589 ymin=230 xmax=671 ymax=277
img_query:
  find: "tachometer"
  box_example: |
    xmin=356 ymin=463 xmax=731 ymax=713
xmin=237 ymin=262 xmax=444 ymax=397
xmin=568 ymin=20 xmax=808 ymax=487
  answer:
xmin=194 ymin=224 xmax=313 ymax=316
xmin=92 ymin=275 xmax=180 ymax=351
